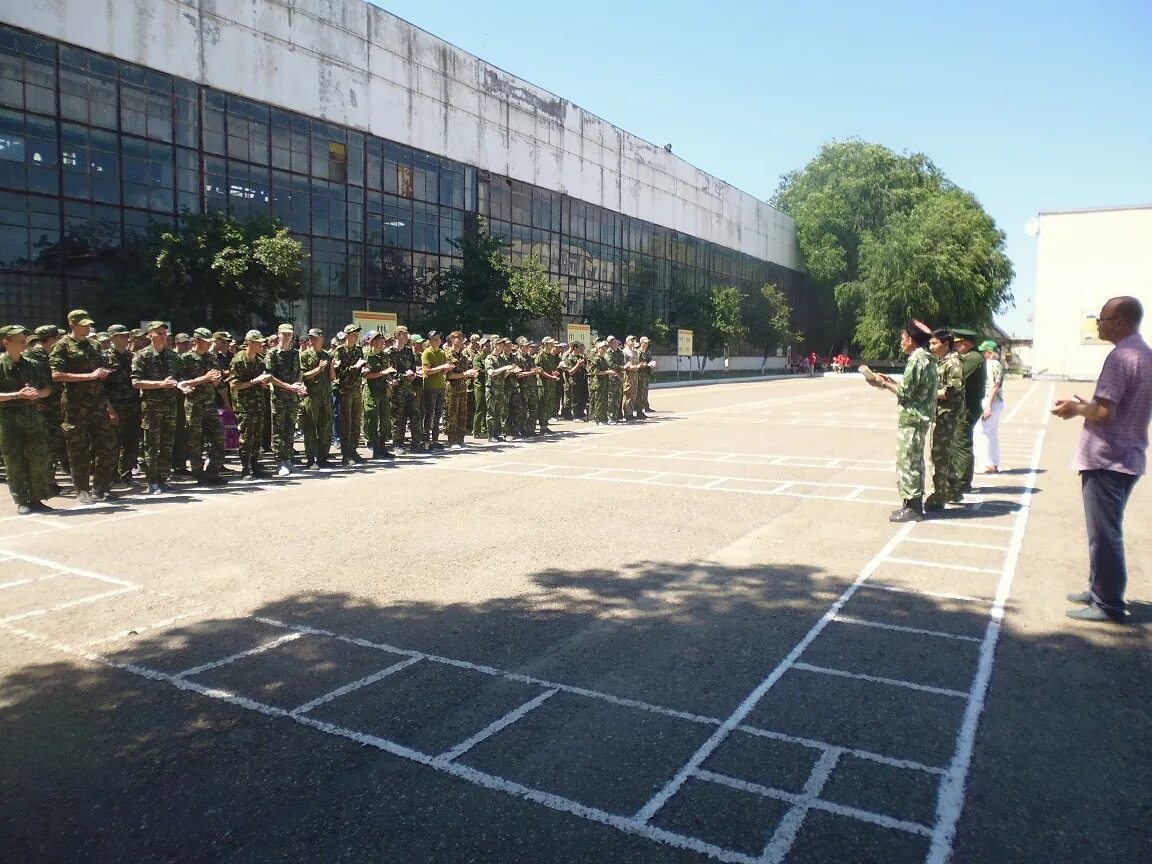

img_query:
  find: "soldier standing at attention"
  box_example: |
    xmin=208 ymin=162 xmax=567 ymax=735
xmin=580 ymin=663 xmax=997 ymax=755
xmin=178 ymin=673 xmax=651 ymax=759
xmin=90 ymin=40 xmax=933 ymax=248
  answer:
xmin=589 ymin=340 xmax=617 ymax=425
xmin=636 ymin=336 xmax=655 ymax=417
xmin=264 ymin=324 xmax=307 ymax=476
xmin=331 ymin=324 xmax=367 ymax=465
xmin=867 ymin=320 xmax=938 ymax=522
xmin=420 ymin=330 xmax=452 ymax=450
xmin=487 ymin=337 xmax=519 ymax=442
xmin=0 ymin=325 xmax=53 ymax=514
xmin=230 ymin=330 xmax=273 ymax=479
xmin=924 ymin=329 xmax=965 ymax=511
xmin=952 ymin=329 xmax=986 ymax=493
xmin=606 ymin=336 xmax=625 ymax=422
xmin=49 ymin=309 xmax=117 ymax=504
xmin=387 ymin=326 xmax=423 ymax=454
xmin=23 ymin=325 xmax=68 ymax=479
xmin=463 ymin=333 xmax=480 ymax=431
xmin=509 ymin=337 xmax=537 ymax=437
xmin=620 ymin=335 xmax=642 ymax=422
xmin=129 ymin=329 xmax=148 ymax=353
xmin=361 ymin=330 xmax=395 ymax=460
xmin=101 ymin=324 xmax=140 ymax=485
xmin=535 ymin=337 xmax=561 ymax=433
xmin=443 ymin=330 xmax=477 ymax=449
xmin=299 ymin=328 xmax=335 ymax=469
xmin=170 ymin=333 xmax=193 ymax=477
xmin=471 ymin=337 xmax=491 ymax=439
xmin=131 ymin=321 xmax=184 ymax=496
xmin=181 ymin=328 xmax=227 ymax=485
xmin=209 ymin=331 xmax=234 ymax=409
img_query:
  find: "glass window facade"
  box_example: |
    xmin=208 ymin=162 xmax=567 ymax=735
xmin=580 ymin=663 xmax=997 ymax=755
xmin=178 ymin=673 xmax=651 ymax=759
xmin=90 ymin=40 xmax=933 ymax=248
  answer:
xmin=0 ymin=24 xmax=806 ymax=336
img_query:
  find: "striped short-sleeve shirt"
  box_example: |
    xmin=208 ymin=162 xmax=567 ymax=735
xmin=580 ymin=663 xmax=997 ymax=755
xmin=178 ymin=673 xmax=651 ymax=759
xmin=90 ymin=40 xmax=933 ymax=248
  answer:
xmin=1073 ymin=333 xmax=1152 ymax=475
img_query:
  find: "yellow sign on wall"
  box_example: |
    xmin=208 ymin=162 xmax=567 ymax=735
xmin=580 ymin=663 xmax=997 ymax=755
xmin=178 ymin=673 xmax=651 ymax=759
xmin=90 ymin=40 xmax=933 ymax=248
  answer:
xmin=352 ymin=310 xmax=398 ymax=336
xmin=1080 ymin=313 xmax=1105 ymax=346
xmin=677 ymin=328 xmax=694 ymax=357
xmin=566 ymin=322 xmax=592 ymax=347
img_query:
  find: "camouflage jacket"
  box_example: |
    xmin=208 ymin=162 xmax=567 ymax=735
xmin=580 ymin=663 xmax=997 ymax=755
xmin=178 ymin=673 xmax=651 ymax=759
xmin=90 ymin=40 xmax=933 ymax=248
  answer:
xmin=385 ymin=344 xmax=418 ymax=391
xmin=484 ymin=352 xmax=513 ymax=392
xmin=535 ymin=350 xmax=559 ymax=378
xmin=0 ymin=353 xmax=43 ymax=417
xmin=935 ymin=351 xmax=964 ymax=417
xmin=896 ymin=347 xmax=939 ymax=425
xmin=265 ymin=346 xmax=302 ymax=392
xmin=300 ymin=348 xmax=333 ymax=400
xmin=131 ymin=345 xmax=182 ymax=404
xmin=608 ymin=347 xmax=625 ymax=374
xmin=362 ymin=347 xmax=391 ymax=400
xmin=229 ymin=352 xmax=267 ymax=407
xmin=587 ymin=353 xmax=610 ymax=389
xmin=181 ymin=349 xmax=218 ymax=410
xmin=22 ymin=345 xmax=60 ymax=405
xmin=49 ymin=334 xmax=110 ymax=411
xmin=101 ymin=347 xmax=137 ymax=406
xmin=472 ymin=350 xmax=489 ymax=388
xmin=331 ymin=344 xmax=364 ymax=392
xmin=446 ymin=348 xmax=469 ymax=391
xmin=637 ymin=349 xmax=654 ymax=380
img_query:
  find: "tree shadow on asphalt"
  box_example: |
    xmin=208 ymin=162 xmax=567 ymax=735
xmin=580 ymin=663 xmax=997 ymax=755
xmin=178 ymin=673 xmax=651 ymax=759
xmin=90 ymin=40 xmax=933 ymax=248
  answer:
xmin=0 ymin=557 xmax=1149 ymax=864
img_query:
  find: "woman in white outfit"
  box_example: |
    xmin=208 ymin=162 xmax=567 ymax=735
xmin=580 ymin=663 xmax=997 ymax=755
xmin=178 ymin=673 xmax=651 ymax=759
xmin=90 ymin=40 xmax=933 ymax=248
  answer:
xmin=976 ymin=339 xmax=1004 ymax=473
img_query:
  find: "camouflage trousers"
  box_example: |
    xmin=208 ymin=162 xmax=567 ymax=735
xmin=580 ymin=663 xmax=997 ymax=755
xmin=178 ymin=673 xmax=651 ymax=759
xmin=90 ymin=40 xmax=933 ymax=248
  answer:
xmin=62 ymin=399 xmax=118 ymax=493
xmin=172 ymin=396 xmax=188 ymax=471
xmin=140 ymin=399 xmax=178 ymax=484
xmin=38 ymin=401 xmax=68 ymax=471
xmin=337 ymin=388 xmax=364 ymax=458
xmin=0 ymin=407 xmax=51 ymax=505
xmin=444 ymin=383 xmax=468 ymax=445
xmin=896 ymin=419 xmax=930 ymax=500
xmin=622 ymin=370 xmax=639 ymax=417
xmin=608 ymin=377 xmax=624 ymax=420
xmin=506 ymin=385 xmax=525 ymax=434
xmin=235 ymin=396 xmax=264 ymax=461
xmin=300 ymin=393 xmax=333 ymax=462
xmin=472 ymin=385 xmax=487 ymax=437
xmin=589 ymin=381 xmax=609 ymax=424
xmin=185 ymin=400 xmax=225 ymax=476
xmin=955 ymin=406 xmax=981 ymax=489
xmin=485 ymin=383 xmax=510 ymax=437
xmin=538 ymin=380 xmax=557 ymax=430
xmin=927 ymin=409 xmax=963 ymax=504
xmin=269 ymin=394 xmax=299 ymax=461
xmin=363 ymin=386 xmax=391 ymax=450
xmin=638 ymin=372 xmax=652 ymax=411
xmin=109 ymin=400 xmax=140 ymax=479
xmin=390 ymin=385 xmax=422 ymax=447
xmin=517 ymin=382 xmax=539 ymax=433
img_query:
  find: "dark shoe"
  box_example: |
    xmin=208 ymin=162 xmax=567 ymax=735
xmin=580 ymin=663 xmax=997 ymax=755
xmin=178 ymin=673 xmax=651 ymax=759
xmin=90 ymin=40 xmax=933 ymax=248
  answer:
xmin=635 ymin=412 xmax=647 ymax=420
xmin=16 ymin=503 xmax=32 ymax=516
xmin=147 ymin=483 xmax=161 ymax=495
xmin=157 ymin=483 xmax=176 ymax=494
xmin=316 ymin=459 xmax=336 ymax=469
xmin=1066 ymin=605 xmax=1126 ymax=623
xmin=200 ymin=474 xmax=227 ymax=486
xmin=29 ymin=501 xmax=53 ymax=513
xmin=302 ymin=458 xmax=315 ymax=470
xmin=961 ymin=483 xmax=974 ymax=494
xmin=75 ymin=491 xmax=98 ymax=505
xmin=1066 ymin=590 xmax=1093 ymax=605
xmin=889 ymin=497 xmax=924 ymax=523
xmin=251 ymin=464 xmax=272 ymax=478
xmin=93 ymin=489 xmax=117 ymax=502
xmin=172 ymin=467 xmax=192 ymax=477
xmin=352 ymin=454 xmax=367 ymax=464
xmin=488 ymin=436 xmax=500 ymax=443
xmin=947 ymin=493 xmax=965 ymax=505
xmin=428 ymin=441 xmax=445 ymax=451
xmin=411 ymin=444 xmax=428 ymax=453
xmin=924 ymin=498 xmax=945 ymax=512
xmin=49 ymin=483 xmax=63 ymax=498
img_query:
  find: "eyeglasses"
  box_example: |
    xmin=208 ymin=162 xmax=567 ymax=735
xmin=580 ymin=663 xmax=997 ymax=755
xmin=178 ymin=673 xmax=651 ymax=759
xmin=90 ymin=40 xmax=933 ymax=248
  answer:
xmin=1091 ymin=316 xmax=1123 ymax=322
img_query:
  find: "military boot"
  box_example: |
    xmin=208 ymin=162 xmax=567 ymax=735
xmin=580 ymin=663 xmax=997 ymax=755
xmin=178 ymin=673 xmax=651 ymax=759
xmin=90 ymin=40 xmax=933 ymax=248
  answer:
xmin=239 ymin=455 xmax=254 ymax=480
xmin=889 ymin=497 xmax=924 ymax=523
xmin=251 ymin=459 xmax=272 ymax=478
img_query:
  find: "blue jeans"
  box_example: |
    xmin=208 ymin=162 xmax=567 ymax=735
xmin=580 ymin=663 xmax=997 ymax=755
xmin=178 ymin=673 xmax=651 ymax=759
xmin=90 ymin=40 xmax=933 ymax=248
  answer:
xmin=1081 ymin=469 xmax=1139 ymax=612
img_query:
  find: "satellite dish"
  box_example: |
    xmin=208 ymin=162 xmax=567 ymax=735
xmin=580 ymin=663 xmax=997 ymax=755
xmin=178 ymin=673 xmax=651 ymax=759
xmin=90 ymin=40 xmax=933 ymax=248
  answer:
xmin=1024 ymin=217 xmax=1040 ymax=237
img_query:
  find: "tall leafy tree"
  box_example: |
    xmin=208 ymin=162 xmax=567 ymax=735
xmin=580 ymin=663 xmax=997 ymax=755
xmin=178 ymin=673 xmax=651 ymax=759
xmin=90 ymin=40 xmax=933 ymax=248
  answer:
xmin=746 ymin=282 xmax=802 ymax=358
xmin=710 ymin=284 xmax=748 ymax=355
xmin=773 ymin=139 xmax=1013 ymax=356
xmin=431 ymin=224 xmax=512 ymax=332
xmin=504 ymin=253 xmax=563 ymax=335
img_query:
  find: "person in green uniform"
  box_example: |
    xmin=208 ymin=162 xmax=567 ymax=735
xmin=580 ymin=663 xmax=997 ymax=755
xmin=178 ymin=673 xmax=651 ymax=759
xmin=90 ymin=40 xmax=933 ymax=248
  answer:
xmin=264 ymin=324 xmax=307 ymax=476
xmin=331 ymin=324 xmax=367 ymax=465
xmin=181 ymin=328 xmax=227 ymax=485
xmin=420 ymin=330 xmax=452 ymax=450
xmin=299 ymin=328 xmax=335 ymax=469
xmin=636 ymin=336 xmax=655 ymax=417
xmin=443 ymin=331 xmax=477 ymax=448
xmin=230 ymin=330 xmax=273 ymax=479
xmin=606 ymin=336 xmax=625 ymax=422
xmin=471 ymin=337 xmax=491 ymax=439
xmin=386 ymin=326 xmax=423 ymax=453
xmin=170 ymin=333 xmax=193 ymax=477
xmin=620 ymin=335 xmax=642 ymax=422
xmin=484 ymin=337 xmax=517 ymax=441
xmin=589 ymin=340 xmax=618 ymax=425
xmin=0 ymin=325 xmax=53 ymax=514
xmin=925 ymin=328 xmax=965 ymax=511
xmin=953 ymin=329 xmax=986 ymax=493
xmin=362 ymin=330 xmax=396 ymax=460
xmin=23 ymin=326 xmax=68 ymax=481
xmin=101 ymin=324 xmax=140 ymax=484
xmin=131 ymin=321 xmax=184 ymax=495
xmin=535 ymin=337 xmax=561 ymax=434
xmin=510 ymin=337 xmax=539 ymax=436
xmin=49 ymin=309 xmax=118 ymax=505
xmin=464 ymin=333 xmax=480 ymax=431
xmin=867 ymin=320 xmax=939 ymax=522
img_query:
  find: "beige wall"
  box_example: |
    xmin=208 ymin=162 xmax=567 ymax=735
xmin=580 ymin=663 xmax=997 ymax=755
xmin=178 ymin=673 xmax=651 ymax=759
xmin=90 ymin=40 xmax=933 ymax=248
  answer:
xmin=1030 ymin=207 xmax=1152 ymax=380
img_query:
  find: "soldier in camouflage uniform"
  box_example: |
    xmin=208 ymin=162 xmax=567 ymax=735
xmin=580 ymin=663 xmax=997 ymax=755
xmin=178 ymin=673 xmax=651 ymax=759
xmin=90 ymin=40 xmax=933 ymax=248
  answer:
xmin=606 ymin=336 xmax=625 ymax=422
xmin=868 ymin=320 xmax=939 ymax=522
xmin=102 ymin=324 xmax=140 ymax=484
xmin=49 ymin=309 xmax=118 ymax=504
xmin=925 ymin=329 xmax=965 ymax=511
xmin=131 ymin=321 xmax=184 ymax=495
xmin=181 ymin=328 xmax=227 ymax=485
xmin=471 ymin=337 xmax=491 ymax=438
xmin=362 ymin=330 xmax=395 ymax=460
xmin=636 ymin=336 xmax=655 ymax=417
xmin=171 ymin=333 xmax=193 ymax=476
xmin=299 ymin=328 xmax=335 ymax=469
xmin=953 ymin=330 xmax=986 ymax=493
xmin=620 ymin=335 xmax=643 ymax=422
xmin=588 ymin=340 xmax=617 ymax=425
xmin=265 ymin=324 xmax=307 ymax=476
xmin=230 ymin=330 xmax=273 ymax=479
xmin=386 ymin=326 xmax=423 ymax=454
xmin=0 ymin=325 xmax=53 ymax=514
xmin=23 ymin=325 xmax=68 ymax=478
xmin=534 ymin=338 xmax=561 ymax=434
xmin=562 ymin=343 xmax=589 ymax=421
xmin=484 ymin=337 xmax=517 ymax=441
xmin=331 ymin=324 xmax=367 ymax=465
xmin=510 ymin=337 xmax=539 ymax=436
xmin=444 ymin=331 xmax=477 ymax=448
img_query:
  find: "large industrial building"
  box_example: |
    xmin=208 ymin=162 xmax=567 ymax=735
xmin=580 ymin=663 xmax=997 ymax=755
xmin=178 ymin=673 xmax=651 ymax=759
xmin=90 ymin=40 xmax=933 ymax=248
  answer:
xmin=0 ymin=0 xmax=805 ymax=337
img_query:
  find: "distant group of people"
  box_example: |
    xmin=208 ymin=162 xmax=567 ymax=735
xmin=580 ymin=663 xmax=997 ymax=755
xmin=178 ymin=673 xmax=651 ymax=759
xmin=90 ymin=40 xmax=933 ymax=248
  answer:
xmin=0 ymin=311 xmax=659 ymax=515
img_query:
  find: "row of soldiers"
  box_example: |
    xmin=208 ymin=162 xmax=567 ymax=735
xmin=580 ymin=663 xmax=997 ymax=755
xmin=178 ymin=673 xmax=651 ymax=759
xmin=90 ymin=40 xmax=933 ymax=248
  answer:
xmin=0 ymin=309 xmax=658 ymax=514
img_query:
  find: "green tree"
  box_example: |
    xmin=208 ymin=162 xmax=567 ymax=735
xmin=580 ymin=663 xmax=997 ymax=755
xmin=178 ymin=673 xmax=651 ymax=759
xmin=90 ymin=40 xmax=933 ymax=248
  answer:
xmin=151 ymin=211 xmax=307 ymax=331
xmin=504 ymin=253 xmax=563 ymax=334
xmin=772 ymin=139 xmax=1013 ymax=356
xmin=746 ymin=282 xmax=802 ymax=358
xmin=431 ymin=223 xmax=511 ymax=332
xmin=710 ymin=284 xmax=748 ymax=355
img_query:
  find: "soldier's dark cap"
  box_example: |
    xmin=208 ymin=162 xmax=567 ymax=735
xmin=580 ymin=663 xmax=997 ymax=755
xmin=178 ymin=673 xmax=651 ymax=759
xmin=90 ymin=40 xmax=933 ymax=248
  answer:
xmin=66 ymin=309 xmax=94 ymax=325
xmin=35 ymin=324 xmax=60 ymax=338
xmin=306 ymin=328 xmax=324 ymax=338
xmin=426 ymin=329 xmax=440 ymax=339
xmin=515 ymin=336 xmax=529 ymax=345
xmin=192 ymin=327 xmax=213 ymax=341
xmin=212 ymin=331 xmax=232 ymax=341
xmin=951 ymin=327 xmax=979 ymax=340
xmin=129 ymin=328 xmax=144 ymax=338
xmin=478 ymin=336 xmax=492 ymax=345
xmin=146 ymin=320 xmax=168 ymax=333
xmin=174 ymin=333 xmax=191 ymax=343
xmin=106 ymin=324 xmax=128 ymax=336
xmin=366 ymin=329 xmax=384 ymax=341
xmin=343 ymin=323 xmax=362 ymax=334
xmin=0 ymin=324 xmax=30 ymax=337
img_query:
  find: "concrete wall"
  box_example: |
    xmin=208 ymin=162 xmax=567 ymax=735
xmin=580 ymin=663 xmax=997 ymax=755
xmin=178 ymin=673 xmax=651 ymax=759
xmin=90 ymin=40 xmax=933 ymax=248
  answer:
xmin=1029 ymin=207 xmax=1152 ymax=380
xmin=6 ymin=0 xmax=799 ymax=269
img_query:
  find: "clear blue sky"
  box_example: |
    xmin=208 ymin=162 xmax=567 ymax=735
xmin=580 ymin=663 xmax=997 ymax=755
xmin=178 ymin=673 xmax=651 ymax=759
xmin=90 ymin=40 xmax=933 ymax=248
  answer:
xmin=375 ymin=0 xmax=1151 ymax=338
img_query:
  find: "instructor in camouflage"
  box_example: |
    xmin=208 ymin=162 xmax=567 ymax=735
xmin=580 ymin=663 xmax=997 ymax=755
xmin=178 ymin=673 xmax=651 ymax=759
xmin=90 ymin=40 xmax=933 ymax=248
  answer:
xmin=924 ymin=328 xmax=965 ymax=511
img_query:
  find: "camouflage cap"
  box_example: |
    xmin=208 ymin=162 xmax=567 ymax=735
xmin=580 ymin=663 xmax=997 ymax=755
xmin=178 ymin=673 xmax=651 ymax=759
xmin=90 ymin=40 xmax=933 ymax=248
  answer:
xmin=174 ymin=332 xmax=191 ymax=343
xmin=106 ymin=324 xmax=129 ymax=336
xmin=306 ymin=328 xmax=324 ymax=338
xmin=498 ymin=337 xmax=513 ymax=345
xmin=541 ymin=337 xmax=555 ymax=345
xmin=277 ymin=323 xmax=295 ymax=334
xmin=343 ymin=323 xmax=362 ymax=334
xmin=95 ymin=332 xmax=110 ymax=341
xmin=605 ymin=335 xmax=617 ymax=342
xmin=146 ymin=320 xmax=168 ymax=333
xmin=469 ymin=333 xmax=481 ymax=342
xmin=394 ymin=325 xmax=409 ymax=335
xmin=515 ymin=336 xmax=529 ymax=346
xmin=478 ymin=336 xmax=492 ymax=345
xmin=34 ymin=324 xmax=60 ymax=339
xmin=242 ymin=328 xmax=263 ymax=344
xmin=66 ymin=309 xmax=94 ymax=325
xmin=0 ymin=324 xmax=30 ymax=337
xmin=192 ymin=327 xmax=213 ymax=341
xmin=129 ymin=328 xmax=144 ymax=338
xmin=211 ymin=330 xmax=232 ymax=341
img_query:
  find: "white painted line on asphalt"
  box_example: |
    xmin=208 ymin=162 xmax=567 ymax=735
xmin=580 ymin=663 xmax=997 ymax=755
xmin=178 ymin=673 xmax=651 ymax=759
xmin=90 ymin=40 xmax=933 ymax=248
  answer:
xmin=173 ymin=631 xmax=302 ymax=679
xmin=0 ymin=585 xmax=139 ymax=624
xmin=694 ymin=770 xmax=933 ymax=837
xmin=791 ymin=662 xmax=969 ymax=699
xmin=832 ymin=615 xmax=982 ymax=643
xmin=0 ymin=578 xmax=36 ymax=590
xmin=903 ymin=537 xmax=1009 ymax=552
xmin=701 ymin=478 xmax=726 ymax=488
xmin=884 ymin=557 xmax=1001 ymax=575
xmin=439 ymin=688 xmax=559 ymax=762
xmin=78 ymin=609 xmax=212 ymax=647
xmin=289 ymin=655 xmax=423 ymax=717
xmin=845 ymin=487 xmax=865 ymax=500
xmin=860 ymin=584 xmax=995 ymax=606
xmin=761 ymin=749 xmax=841 ymax=863
xmin=927 ymin=427 xmax=1047 ymax=864
xmin=1002 ymin=380 xmax=1040 ymax=426
xmin=632 ymin=521 xmax=917 ymax=825
xmin=734 ymin=725 xmax=946 ymax=775
xmin=0 ymin=549 xmax=138 ymax=587
xmin=927 ymin=521 xmax=1014 ymax=533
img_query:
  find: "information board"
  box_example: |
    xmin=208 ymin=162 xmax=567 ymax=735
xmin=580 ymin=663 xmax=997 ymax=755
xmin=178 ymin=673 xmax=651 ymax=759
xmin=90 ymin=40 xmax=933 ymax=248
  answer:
xmin=566 ymin=322 xmax=592 ymax=347
xmin=677 ymin=328 xmax=694 ymax=357
xmin=352 ymin=310 xmax=399 ymax=336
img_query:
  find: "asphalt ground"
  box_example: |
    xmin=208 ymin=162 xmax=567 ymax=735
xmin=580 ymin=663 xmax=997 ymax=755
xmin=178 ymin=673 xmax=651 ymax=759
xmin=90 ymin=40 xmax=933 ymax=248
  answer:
xmin=0 ymin=376 xmax=1149 ymax=864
